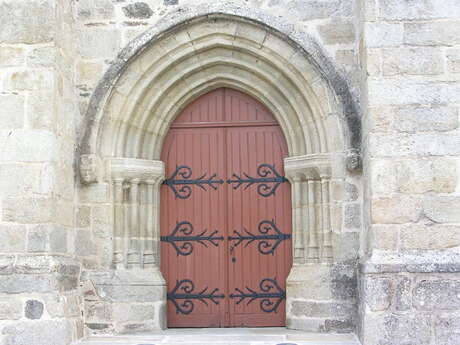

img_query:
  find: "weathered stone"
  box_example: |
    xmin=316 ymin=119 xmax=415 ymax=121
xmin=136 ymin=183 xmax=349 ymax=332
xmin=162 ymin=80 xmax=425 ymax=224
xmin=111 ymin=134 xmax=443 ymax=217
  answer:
xmin=364 ymin=22 xmax=404 ymax=48
xmin=424 ymin=196 xmax=460 ymax=223
xmin=78 ymin=28 xmax=121 ymax=59
xmin=435 ymin=315 xmax=460 ymax=345
xmin=113 ymin=303 xmax=155 ymax=322
xmin=0 ymin=94 xmax=24 ymax=129
xmin=0 ymin=163 xmax=54 ymax=197
xmin=369 ymin=225 xmax=399 ymax=251
xmin=393 ymin=277 xmax=412 ymax=311
xmin=76 ymin=206 xmax=91 ymax=228
xmin=330 ymin=264 xmax=357 ymax=300
xmin=363 ymin=277 xmax=393 ymax=312
xmin=0 ymin=224 xmax=26 ymax=253
xmin=76 ymin=0 xmax=114 ymax=21
xmin=92 ymin=205 xmax=111 ymax=239
xmin=77 ymin=60 xmax=104 ymax=87
xmin=27 ymin=46 xmax=55 ymax=68
xmin=0 ymin=46 xmax=24 ymax=67
xmin=363 ymin=314 xmax=431 ymax=345
xmin=5 ymin=69 xmax=53 ymax=91
xmin=382 ymin=47 xmax=443 ymax=76
xmin=396 ymin=159 xmax=457 ymax=194
xmin=27 ymin=226 xmax=48 ymax=252
xmin=367 ymin=79 xmax=460 ymax=106
xmin=365 ymin=49 xmax=381 ymax=76
xmin=400 ymin=225 xmax=460 ymax=251
xmin=0 ymin=256 xmax=15 ymax=275
xmin=78 ymin=183 xmax=110 ymax=203
xmin=446 ymin=49 xmax=460 ymax=73
xmin=27 ymin=91 xmax=56 ymax=131
xmin=318 ymin=20 xmax=355 ymax=45
xmin=25 ymin=300 xmax=44 ymax=319
xmin=291 ymin=300 xmax=355 ymax=318
xmin=0 ymin=0 xmax=54 ymax=44
xmin=413 ymin=279 xmax=460 ymax=310
xmin=286 ymin=0 xmax=352 ymax=21
xmin=404 ymin=21 xmax=460 ymax=46
xmin=84 ymin=302 xmax=112 ymax=321
xmin=371 ymin=196 xmax=422 ymax=224
xmin=0 ymin=297 xmax=23 ymax=320
xmin=394 ymin=106 xmax=459 ymax=133
xmin=122 ymin=2 xmax=153 ymax=19
xmin=2 ymin=320 xmax=73 ymax=345
xmin=3 ymin=197 xmax=54 ymax=223
xmin=75 ymin=229 xmax=97 ymax=256
xmin=0 ymin=274 xmax=53 ymax=294
xmin=344 ymin=203 xmax=360 ymax=229
xmin=379 ymin=0 xmax=460 ymax=20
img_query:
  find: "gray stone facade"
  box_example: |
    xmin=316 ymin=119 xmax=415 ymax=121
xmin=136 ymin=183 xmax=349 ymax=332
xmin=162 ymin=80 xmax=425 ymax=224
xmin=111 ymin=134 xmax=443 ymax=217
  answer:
xmin=0 ymin=0 xmax=459 ymax=345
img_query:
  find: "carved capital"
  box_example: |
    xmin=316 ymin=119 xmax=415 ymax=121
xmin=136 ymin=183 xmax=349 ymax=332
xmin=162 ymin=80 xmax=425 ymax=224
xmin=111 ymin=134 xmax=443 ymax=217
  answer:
xmin=106 ymin=158 xmax=165 ymax=183
xmin=284 ymin=154 xmax=331 ymax=181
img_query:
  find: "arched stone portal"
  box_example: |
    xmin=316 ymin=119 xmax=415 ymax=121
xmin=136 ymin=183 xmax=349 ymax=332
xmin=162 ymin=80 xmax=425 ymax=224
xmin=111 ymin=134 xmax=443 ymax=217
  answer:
xmin=78 ymin=12 xmax=361 ymax=334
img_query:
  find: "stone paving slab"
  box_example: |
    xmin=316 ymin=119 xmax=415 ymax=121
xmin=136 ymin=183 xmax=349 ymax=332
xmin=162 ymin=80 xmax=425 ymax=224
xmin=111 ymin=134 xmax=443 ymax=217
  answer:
xmin=74 ymin=328 xmax=360 ymax=345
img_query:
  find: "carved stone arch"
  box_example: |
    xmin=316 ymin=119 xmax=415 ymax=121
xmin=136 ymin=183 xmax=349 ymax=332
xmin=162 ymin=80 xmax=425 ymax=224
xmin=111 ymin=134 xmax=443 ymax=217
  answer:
xmin=78 ymin=10 xmax=361 ymax=333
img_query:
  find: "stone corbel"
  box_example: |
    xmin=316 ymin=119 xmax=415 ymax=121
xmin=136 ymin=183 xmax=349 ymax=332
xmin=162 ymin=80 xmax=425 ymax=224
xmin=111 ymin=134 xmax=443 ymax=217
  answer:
xmin=79 ymin=154 xmax=103 ymax=184
xmin=345 ymin=149 xmax=362 ymax=173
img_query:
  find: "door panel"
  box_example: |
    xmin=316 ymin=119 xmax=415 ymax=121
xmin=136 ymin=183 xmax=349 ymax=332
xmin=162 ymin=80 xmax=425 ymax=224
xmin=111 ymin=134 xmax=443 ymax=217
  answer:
xmin=161 ymin=128 xmax=228 ymax=327
xmin=226 ymin=127 xmax=291 ymax=327
xmin=160 ymin=88 xmax=292 ymax=328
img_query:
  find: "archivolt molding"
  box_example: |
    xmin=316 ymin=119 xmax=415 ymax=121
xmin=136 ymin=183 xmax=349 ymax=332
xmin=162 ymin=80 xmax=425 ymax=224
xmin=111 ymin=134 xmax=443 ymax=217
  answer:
xmin=79 ymin=12 xmax=361 ymax=161
xmin=78 ymin=12 xmax=361 ymax=270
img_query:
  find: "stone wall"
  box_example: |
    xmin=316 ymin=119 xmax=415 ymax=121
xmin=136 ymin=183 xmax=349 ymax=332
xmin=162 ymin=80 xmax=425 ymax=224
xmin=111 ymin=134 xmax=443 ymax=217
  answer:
xmin=0 ymin=0 xmax=83 ymax=343
xmin=358 ymin=0 xmax=460 ymax=344
xmin=3 ymin=0 xmax=460 ymax=344
xmin=72 ymin=0 xmax=363 ymax=337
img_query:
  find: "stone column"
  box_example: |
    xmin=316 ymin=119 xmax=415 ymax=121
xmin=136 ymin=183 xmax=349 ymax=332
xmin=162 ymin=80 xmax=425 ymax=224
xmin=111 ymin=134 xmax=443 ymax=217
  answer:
xmin=291 ymin=176 xmax=305 ymax=264
xmin=320 ymin=175 xmax=333 ymax=261
xmin=113 ymin=178 xmax=125 ymax=268
xmin=81 ymin=158 xmax=167 ymax=333
xmin=128 ymin=178 xmax=141 ymax=268
xmin=306 ymin=179 xmax=319 ymax=262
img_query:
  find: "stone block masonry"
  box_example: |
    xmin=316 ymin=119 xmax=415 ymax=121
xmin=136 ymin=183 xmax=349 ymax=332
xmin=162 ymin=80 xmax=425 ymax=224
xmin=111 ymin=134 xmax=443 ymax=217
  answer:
xmin=0 ymin=0 xmax=459 ymax=344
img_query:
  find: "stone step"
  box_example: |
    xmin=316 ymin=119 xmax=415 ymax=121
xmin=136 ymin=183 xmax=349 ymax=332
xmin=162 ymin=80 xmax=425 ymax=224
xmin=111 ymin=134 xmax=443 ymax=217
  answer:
xmin=73 ymin=328 xmax=361 ymax=345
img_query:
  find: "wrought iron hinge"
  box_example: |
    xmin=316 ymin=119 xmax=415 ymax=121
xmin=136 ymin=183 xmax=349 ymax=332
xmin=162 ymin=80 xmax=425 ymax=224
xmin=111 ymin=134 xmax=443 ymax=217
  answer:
xmin=227 ymin=163 xmax=287 ymax=197
xmin=167 ymin=279 xmax=225 ymax=315
xmin=228 ymin=220 xmax=291 ymax=255
xmin=161 ymin=221 xmax=224 ymax=256
xmin=163 ymin=165 xmax=224 ymax=199
xmin=229 ymin=278 xmax=285 ymax=313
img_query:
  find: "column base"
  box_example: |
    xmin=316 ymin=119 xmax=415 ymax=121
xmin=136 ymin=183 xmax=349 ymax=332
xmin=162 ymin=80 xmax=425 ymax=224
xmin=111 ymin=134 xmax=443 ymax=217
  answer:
xmin=81 ymin=267 xmax=167 ymax=335
xmin=286 ymin=262 xmax=357 ymax=333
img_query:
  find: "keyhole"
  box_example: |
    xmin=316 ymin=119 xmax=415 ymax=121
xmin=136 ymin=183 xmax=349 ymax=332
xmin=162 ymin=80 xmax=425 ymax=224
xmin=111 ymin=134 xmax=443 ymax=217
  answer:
xmin=231 ymin=257 xmax=236 ymax=263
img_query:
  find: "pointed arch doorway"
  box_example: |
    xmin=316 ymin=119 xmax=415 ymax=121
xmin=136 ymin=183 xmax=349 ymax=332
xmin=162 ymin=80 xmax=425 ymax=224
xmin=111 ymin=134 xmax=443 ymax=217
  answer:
xmin=160 ymin=88 xmax=293 ymax=327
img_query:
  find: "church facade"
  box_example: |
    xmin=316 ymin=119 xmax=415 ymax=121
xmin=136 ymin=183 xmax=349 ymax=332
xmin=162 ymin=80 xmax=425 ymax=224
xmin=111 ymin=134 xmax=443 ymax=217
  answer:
xmin=0 ymin=0 xmax=459 ymax=344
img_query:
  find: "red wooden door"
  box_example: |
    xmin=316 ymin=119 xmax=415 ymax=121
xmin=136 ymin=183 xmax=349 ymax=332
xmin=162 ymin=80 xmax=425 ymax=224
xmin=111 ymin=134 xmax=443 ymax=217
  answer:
xmin=160 ymin=88 xmax=292 ymax=328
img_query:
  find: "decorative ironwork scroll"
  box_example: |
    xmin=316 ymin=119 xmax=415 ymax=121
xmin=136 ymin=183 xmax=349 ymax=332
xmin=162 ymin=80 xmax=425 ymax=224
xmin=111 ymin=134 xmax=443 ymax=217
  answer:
xmin=167 ymin=279 xmax=225 ymax=315
xmin=227 ymin=163 xmax=287 ymax=197
xmin=229 ymin=278 xmax=285 ymax=313
xmin=163 ymin=165 xmax=224 ymax=199
xmin=228 ymin=220 xmax=291 ymax=255
xmin=161 ymin=221 xmax=224 ymax=256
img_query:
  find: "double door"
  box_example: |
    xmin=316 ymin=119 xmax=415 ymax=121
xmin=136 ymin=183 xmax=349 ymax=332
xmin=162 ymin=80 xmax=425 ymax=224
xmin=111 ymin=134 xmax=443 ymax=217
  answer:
xmin=160 ymin=88 xmax=292 ymax=327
